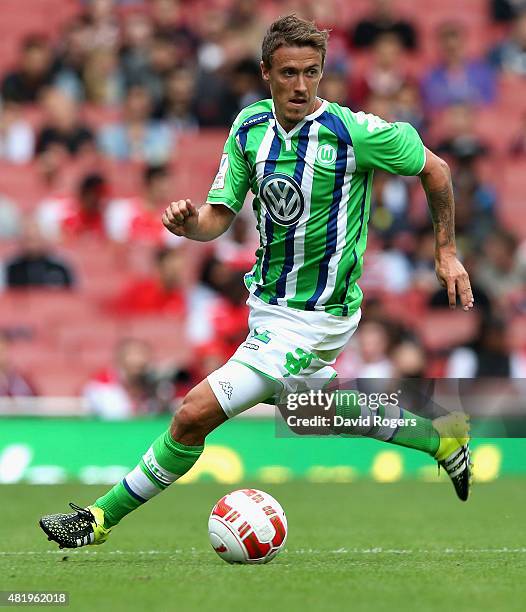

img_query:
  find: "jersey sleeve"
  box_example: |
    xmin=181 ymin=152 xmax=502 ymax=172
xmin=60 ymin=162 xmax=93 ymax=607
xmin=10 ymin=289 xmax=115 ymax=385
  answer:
xmin=351 ymin=112 xmax=426 ymax=176
xmin=206 ymin=126 xmax=250 ymax=214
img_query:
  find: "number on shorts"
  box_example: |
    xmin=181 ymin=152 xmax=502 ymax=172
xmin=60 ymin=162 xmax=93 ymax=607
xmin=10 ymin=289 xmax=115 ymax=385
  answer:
xmin=284 ymin=348 xmax=316 ymax=376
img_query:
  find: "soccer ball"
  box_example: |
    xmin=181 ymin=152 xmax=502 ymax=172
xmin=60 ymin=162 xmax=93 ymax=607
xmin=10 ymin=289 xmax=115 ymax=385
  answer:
xmin=208 ymin=488 xmax=288 ymax=564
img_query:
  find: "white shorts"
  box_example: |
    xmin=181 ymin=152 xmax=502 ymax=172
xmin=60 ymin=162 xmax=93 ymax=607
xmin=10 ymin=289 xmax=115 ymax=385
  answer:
xmin=208 ymin=294 xmax=361 ymax=417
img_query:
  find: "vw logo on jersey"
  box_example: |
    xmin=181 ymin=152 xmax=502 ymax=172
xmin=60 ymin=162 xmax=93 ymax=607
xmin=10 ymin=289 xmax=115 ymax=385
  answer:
xmin=316 ymin=144 xmax=337 ymax=165
xmin=259 ymin=173 xmax=305 ymax=226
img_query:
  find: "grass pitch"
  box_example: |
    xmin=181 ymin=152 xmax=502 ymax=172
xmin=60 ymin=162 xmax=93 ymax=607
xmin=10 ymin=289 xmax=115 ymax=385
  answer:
xmin=1 ymin=480 xmax=525 ymax=612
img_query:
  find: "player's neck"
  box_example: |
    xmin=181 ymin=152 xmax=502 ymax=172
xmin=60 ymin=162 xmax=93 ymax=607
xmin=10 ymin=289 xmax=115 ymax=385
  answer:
xmin=274 ymin=97 xmax=322 ymax=133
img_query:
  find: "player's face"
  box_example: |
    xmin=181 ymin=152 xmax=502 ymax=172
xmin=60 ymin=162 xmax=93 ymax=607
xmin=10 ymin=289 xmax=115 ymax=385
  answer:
xmin=261 ymin=45 xmax=323 ymax=131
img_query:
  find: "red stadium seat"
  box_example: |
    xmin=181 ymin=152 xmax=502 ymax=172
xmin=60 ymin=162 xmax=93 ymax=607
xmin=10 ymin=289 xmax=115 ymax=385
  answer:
xmin=507 ymin=316 xmax=526 ymax=351
xmin=498 ymin=160 xmax=526 ymax=236
xmin=173 ymin=130 xmax=229 ymax=202
xmin=123 ymin=316 xmax=190 ymax=364
xmin=418 ymin=309 xmax=481 ymax=352
xmin=0 ymin=163 xmax=47 ymax=211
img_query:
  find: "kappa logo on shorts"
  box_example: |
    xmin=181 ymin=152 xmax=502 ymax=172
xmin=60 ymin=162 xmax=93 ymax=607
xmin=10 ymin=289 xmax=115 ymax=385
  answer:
xmin=219 ymin=380 xmax=233 ymax=400
xmin=259 ymin=173 xmax=305 ymax=226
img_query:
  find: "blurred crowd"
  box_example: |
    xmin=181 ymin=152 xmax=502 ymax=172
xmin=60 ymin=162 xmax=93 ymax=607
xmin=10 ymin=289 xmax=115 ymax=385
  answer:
xmin=1 ymin=0 xmax=526 ymax=417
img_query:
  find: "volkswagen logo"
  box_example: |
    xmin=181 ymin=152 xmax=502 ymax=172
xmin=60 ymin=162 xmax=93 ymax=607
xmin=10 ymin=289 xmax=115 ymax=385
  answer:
xmin=258 ymin=173 xmax=305 ymax=226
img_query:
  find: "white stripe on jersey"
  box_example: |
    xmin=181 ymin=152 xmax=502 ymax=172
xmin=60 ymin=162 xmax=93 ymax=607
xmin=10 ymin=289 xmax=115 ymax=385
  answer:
xmin=254 ymin=120 xmax=279 ymax=276
xmin=277 ymin=121 xmax=320 ymax=307
xmin=314 ymin=144 xmax=356 ymax=309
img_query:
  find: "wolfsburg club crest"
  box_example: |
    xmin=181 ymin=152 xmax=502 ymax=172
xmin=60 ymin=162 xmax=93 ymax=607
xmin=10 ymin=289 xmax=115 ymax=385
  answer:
xmin=259 ymin=173 xmax=305 ymax=226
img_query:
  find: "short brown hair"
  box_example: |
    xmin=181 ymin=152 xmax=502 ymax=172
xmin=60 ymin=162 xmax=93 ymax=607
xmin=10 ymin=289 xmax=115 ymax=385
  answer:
xmin=261 ymin=14 xmax=329 ymax=68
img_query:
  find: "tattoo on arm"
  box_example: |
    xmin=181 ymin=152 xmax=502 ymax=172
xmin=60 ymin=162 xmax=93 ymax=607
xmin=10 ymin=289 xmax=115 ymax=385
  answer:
xmin=423 ymin=182 xmax=456 ymax=250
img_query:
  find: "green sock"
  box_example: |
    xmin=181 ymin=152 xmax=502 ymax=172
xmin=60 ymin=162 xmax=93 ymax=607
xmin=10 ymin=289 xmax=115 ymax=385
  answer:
xmin=333 ymin=391 xmax=440 ymax=456
xmin=94 ymin=430 xmax=203 ymax=528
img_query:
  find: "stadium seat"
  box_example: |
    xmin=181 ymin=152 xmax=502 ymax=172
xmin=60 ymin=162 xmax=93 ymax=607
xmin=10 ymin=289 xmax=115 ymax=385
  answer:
xmin=0 ymin=163 xmax=47 ymax=211
xmin=173 ymin=130 xmax=229 ymax=202
xmin=123 ymin=316 xmax=191 ymax=364
xmin=417 ymin=309 xmax=480 ymax=352
xmin=497 ymin=160 xmax=526 ymax=236
xmin=507 ymin=316 xmax=526 ymax=351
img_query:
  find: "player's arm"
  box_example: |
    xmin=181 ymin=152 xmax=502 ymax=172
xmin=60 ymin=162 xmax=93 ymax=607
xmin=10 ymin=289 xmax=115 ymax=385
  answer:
xmin=162 ymin=199 xmax=234 ymax=241
xmin=419 ymin=148 xmax=474 ymax=311
xmin=163 ymin=116 xmax=251 ymax=241
xmin=350 ymin=112 xmax=474 ymax=311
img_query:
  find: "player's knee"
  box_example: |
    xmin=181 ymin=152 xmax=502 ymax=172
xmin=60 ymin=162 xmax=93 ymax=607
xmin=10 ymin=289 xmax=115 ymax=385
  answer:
xmin=170 ymin=385 xmax=221 ymax=444
xmin=171 ymin=392 xmax=205 ymax=435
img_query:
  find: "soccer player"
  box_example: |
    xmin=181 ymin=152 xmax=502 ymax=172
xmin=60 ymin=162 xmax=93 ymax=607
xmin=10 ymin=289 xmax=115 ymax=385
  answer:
xmin=40 ymin=15 xmax=474 ymax=549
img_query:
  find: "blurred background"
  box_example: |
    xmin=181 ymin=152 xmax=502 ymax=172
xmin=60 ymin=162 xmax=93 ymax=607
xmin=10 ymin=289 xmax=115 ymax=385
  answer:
xmin=0 ymin=0 xmax=525 ymax=484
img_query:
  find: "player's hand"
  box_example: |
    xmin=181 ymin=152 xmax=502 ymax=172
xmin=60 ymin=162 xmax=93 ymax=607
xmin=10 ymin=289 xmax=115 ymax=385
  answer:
xmin=435 ymin=251 xmax=474 ymax=311
xmin=162 ymin=199 xmax=199 ymax=237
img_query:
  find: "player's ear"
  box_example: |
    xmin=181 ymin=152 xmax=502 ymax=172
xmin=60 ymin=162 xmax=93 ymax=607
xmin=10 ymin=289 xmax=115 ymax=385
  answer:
xmin=260 ymin=60 xmax=270 ymax=82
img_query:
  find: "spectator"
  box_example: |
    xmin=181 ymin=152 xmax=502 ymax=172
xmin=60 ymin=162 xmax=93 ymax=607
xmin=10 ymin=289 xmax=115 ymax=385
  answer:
xmin=216 ymin=215 xmax=258 ymax=272
xmin=491 ymin=0 xmax=526 ymax=22
xmin=83 ymin=0 xmax=120 ymax=51
xmin=474 ymin=228 xmax=526 ymax=303
xmin=319 ymin=70 xmax=351 ymax=106
xmin=83 ymin=49 xmax=125 ymax=106
xmin=84 ymin=338 xmax=166 ymax=419
xmin=422 ymin=22 xmax=496 ymax=110
xmin=363 ymin=92 xmax=395 ymax=119
xmin=37 ymin=172 xmax=110 ymax=241
xmin=0 ymin=195 xmax=21 ymax=240
xmin=150 ymin=0 xmax=198 ymax=65
xmin=190 ymin=255 xmax=246 ymax=345
xmin=392 ymin=82 xmax=426 ymax=134
xmin=489 ymin=10 xmax=526 ymax=75
xmin=0 ymin=101 xmax=34 ymax=163
xmin=120 ymin=9 xmax=155 ymax=88
xmin=369 ymin=170 xmax=412 ymax=241
xmin=451 ymin=166 xmax=497 ymax=248
xmin=192 ymin=9 xmax=233 ymax=126
xmin=510 ymin=112 xmax=526 ymax=155
xmin=391 ymin=340 xmax=427 ymax=378
xmin=360 ymin=237 xmax=413 ymax=294
xmin=154 ymin=66 xmax=198 ymax=130
xmin=435 ymin=104 xmax=489 ymax=165
xmin=226 ymin=0 xmax=268 ymax=60
xmin=206 ymin=270 xmax=249 ymax=358
xmin=1 ymin=34 xmax=55 ymax=104
xmin=352 ymin=34 xmax=409 ymax=105
xmin=97 ymin=85 xmax=173 ymax=163
xmin=446 ymin=315 xmax=526 ymax=377
xmin=53 ymin=17 xmax=93 ymax=102
xmin=337 ymin=319 xmax=395 ymax=378
xmin=411 ymin=225 xmax=441 ymax=293
xmin=0 ymin=333 xmax=38 ymax=397
xmin=140 ymin=33 xmax=181 ymax=107
xmin=4 ymin=220 xmax=75 ymax=289
xmin=223 ymin=58 xmax=266 ymax=123
xmin=35 ymin=89 xmax=95 ymax=158
xmin=105 ymin=164 xmax=174 ymax=244
xmin=107 ymin=246 xmax=188 ymax=315
xmin=195 ymin=6 xmax=230 ymax=73
xmin=350 ymin=0 xmax=418 ymax=51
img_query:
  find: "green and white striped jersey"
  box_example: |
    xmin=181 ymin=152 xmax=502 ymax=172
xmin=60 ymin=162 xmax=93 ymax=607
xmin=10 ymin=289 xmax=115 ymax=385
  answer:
xmin=206 ymin=98 xmax=425 ymax=316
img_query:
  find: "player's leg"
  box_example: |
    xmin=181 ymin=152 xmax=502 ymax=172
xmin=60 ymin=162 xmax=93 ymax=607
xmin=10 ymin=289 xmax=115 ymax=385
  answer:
xmin=331 ymin=388 xmax=471 ymax=500
xmin=39 ymin=362 xmax=280 ymax=548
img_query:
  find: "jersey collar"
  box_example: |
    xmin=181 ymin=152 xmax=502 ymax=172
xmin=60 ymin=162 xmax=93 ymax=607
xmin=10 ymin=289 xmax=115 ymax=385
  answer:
xmin=271 ymin=98 xmax=328 ymax=141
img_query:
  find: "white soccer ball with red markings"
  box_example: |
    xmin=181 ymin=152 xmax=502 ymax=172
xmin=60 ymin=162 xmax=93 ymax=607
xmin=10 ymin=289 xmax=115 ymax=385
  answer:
xmin=208 ymin=488 xmax=288 ymax=564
